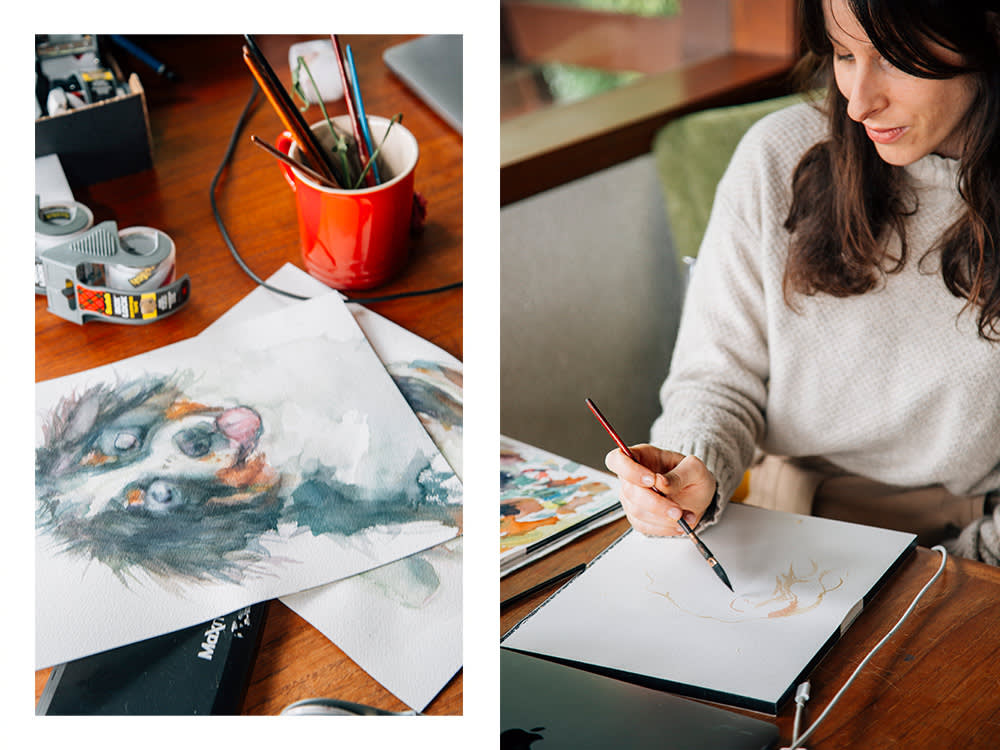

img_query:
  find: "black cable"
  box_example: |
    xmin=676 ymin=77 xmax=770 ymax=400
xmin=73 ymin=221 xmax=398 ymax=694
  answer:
xmin=210 ymin=81 xmax=462 ymax=304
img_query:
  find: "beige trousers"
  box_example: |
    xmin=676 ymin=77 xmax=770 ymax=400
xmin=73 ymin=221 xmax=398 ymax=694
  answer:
xmin=744 ymin=455 xmax=986 ymax=547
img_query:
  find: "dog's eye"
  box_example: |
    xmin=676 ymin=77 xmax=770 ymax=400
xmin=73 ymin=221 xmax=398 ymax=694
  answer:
xmin=144 ymin=480 xmax=183 ymax=512
xmin=99 ymin=428 xmax=145 ymax=457
xmin=173 ymin=424 xmax=217 ymax=458
xmin=114 ymin=432 xmax=140 ymax=452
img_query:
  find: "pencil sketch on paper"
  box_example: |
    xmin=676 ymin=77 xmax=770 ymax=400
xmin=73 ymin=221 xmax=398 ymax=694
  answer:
xmin=646 ymin=560 xmax=846 ymax=624
xmin=35 ymin=371 xmax=462 ymax=586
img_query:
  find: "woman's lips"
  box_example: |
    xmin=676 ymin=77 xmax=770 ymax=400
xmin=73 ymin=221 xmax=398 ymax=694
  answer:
xmin=865 ymin=125 xmax=907 ymax=144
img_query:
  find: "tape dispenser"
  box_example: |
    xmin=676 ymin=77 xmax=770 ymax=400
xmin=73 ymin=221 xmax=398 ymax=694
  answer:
xmin=36 ymin=202 xmax=191 ymax=325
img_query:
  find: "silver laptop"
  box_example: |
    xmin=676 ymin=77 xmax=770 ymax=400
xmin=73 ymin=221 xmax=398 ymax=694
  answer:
xmin=502 ymin=649 xmax=780 ymax=750
xmin=383 ymin=35 xmax=462 ymax=134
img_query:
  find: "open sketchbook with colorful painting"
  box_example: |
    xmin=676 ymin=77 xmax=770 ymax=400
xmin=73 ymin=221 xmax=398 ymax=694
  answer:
xmin=501 ymin=436 xmax=624 ymax=576
xmin=501 ymin=503 xmax=916 ymax=714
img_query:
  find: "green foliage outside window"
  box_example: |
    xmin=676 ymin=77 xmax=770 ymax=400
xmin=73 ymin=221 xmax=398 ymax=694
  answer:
xmin=538 ymin=0 xmax=681 ymax=17
xmin=539 ymin=62 xmax=643 ymax=104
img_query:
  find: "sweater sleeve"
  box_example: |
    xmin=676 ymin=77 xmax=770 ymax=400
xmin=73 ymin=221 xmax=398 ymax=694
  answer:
xmin=651 ymin=117 xmax=784 ymax=523
xmin=945 ymin=494 xmax=1000 ymax=566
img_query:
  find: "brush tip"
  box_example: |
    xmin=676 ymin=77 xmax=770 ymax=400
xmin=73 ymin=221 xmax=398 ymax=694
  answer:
xmin=716 ymin=566 xmax=734 ymax=592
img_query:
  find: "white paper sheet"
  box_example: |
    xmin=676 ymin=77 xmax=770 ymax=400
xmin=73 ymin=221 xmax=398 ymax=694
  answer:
xmin=210 ymin=264 xmax=463 ymax=711
xmin=35 ymin=292 xmax=460 ymax=669
xmin=502 ymin=503 xmax=915 ymax=713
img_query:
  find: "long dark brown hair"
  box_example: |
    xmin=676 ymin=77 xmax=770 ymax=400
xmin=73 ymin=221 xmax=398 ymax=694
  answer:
xmin=785 ymin=0 xmax=1000 ymax=340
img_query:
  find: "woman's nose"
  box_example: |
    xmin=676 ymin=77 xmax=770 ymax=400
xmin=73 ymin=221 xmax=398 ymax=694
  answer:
xmin=846 ymin=64 xmax=888 ymax=123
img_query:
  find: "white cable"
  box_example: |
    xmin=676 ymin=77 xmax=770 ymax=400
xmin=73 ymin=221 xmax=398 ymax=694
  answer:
xmin=785 ymin=545 xmax=948 ymax=749
xmin=791 ymin=681 xmax=811 ymax=746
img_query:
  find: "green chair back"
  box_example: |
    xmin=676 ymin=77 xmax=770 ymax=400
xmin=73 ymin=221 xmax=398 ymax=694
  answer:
xmin=652 ymin=93 xmax=807 ymax=269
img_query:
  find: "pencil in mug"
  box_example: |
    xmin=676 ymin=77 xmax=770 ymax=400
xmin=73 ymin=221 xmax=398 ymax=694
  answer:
xmin=585 ymin=397 xmax=734 ymax=592
xmin=345 ymin=43 xmax=381 ymax=185
xmin=242 ymin=36 xmax=340 ymax=186
xmin=330 ymin=34 xmax=376 ymax=188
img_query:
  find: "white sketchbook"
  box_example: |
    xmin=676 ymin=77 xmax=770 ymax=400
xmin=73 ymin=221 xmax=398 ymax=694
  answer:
xmin=502 ymin=503 xmax=916 ymax=713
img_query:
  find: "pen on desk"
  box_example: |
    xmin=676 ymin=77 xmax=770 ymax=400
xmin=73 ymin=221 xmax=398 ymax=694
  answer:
xmin=344 ymin=44 xmax=381 ymax=185
xmin=330 ymin=34 xmax=376 ymax=188
xmin=250 ymin=135 xmax=340 ymax=189
xmin=584 ymin=397 xmax=734 ymax=592
xmin=109 ymin=35 xmax=180 ymax=81
xmin=242 ymin=36 xmax=340 ymax=185
xmin=501 ymin=564 xmax=587 ymax=611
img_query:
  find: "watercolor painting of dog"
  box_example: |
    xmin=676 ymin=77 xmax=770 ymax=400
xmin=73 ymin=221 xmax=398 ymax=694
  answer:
xmin=35 ymin=294 xmax=462 ymax=668
xmin=36 ymin=372 xmax=460 ymax=585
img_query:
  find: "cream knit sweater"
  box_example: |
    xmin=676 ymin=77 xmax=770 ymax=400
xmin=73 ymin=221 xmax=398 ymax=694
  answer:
xmin=651 ymin=102 xmax=1000 ymax=522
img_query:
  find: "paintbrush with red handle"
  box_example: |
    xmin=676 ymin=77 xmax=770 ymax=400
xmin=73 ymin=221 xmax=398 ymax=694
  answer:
xmin=586 ymin=397 xmax=734 ymax=591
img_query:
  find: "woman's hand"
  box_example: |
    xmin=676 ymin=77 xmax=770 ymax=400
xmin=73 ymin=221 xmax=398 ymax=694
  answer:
xmin=604 ymin=444 xmax=717 ymax=536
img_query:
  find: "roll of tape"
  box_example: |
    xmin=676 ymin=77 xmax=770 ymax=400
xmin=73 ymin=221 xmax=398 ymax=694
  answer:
xmin=38 ymin=220 xmax=190 ymax=325
xmin=35 ymin=198 xmax=95 ymax=293
xmin=105 ymin=226 xmax=177 ymax=292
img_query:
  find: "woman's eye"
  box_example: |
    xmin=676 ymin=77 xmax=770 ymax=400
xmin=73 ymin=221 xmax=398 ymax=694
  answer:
xmin=877 ymin=54 xmax=897 ymax=72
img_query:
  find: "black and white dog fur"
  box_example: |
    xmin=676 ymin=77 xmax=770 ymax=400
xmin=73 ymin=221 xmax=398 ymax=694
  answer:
xmin=36 ymin=374 xmax=461 ymax=583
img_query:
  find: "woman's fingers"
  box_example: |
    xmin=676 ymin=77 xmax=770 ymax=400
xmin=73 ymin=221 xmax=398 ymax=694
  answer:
xmin=606 ymin=446 xmax=716 ymax=536
xmin=620 ymin=483 xmax=686 ymax=536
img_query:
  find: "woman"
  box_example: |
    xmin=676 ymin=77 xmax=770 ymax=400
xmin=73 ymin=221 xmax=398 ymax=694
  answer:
xmin=606 ymin=0 xmax=1000 ymax=563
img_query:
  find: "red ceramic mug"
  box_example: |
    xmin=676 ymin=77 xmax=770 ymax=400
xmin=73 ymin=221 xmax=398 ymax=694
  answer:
xmin=276 ymin=116 xmax=419 ymax=290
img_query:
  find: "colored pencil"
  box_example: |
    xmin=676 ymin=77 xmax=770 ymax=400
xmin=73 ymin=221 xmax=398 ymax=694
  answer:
xmin=330 ymin=34 xmax=376 ymax=188
xmin=250 ymin=135 xmax=340 ymax=189
xmin=241 ymin=36 xmax=339 ymax=184
xmin=345 ymin=43 xmax=381 ymax=184
xmin=585 ymin=397 xmax=734 ymax=592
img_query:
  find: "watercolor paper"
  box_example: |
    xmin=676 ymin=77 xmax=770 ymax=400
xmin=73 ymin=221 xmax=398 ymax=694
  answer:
xmin=210 ymin=264 xmax=462 ymax=710
xmin=501 ymin=436 xmax=624 ymax=576
xmin=212 ymin=267 xmax=462 ymax=481
xmin=502 ymin=503 xmax=915 ymax=713
xmin=283 ymin=536 xmax=463 ymax=710
xmin=35 ymin=291 xmax=461 ymax=669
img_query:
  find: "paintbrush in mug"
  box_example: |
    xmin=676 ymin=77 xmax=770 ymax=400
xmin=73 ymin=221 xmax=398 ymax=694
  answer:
xmin=585 ymin=397 xmax=734 ymax=592
xmin=250 ymin=135 xmax=340 ymax=189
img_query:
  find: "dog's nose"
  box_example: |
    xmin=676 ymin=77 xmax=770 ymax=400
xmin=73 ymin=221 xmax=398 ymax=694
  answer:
xmin=215 ymin=407 xmax=262 ymax=454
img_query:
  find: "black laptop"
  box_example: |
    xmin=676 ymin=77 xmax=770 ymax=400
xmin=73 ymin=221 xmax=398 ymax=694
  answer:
xmin=502 ymin=649 xmax=780 ymax=750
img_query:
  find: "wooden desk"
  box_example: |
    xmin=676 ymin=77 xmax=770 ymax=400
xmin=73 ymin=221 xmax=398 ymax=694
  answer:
xmin=501 ymin=517 xmax=1000 ymax=748
xmin=34 ymin=34 xmax=462 ymax=715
